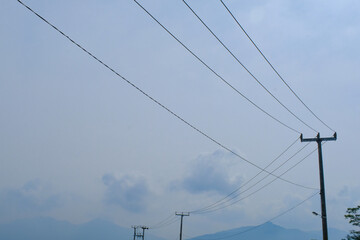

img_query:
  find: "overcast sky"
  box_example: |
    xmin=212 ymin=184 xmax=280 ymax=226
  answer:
xmin=1 ymin=0 xmax=359 ymax=239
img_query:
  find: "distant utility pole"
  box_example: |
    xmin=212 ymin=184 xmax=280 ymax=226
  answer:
xmin=141 ymin=226 xmax=149 ymax=240
xmin=175 ymin=212 xmax=190 ymax=240
xmin=300 ymin=132 xmax=337 ymax=240
xmin=131 ymin=225 xmax=149 ymax=240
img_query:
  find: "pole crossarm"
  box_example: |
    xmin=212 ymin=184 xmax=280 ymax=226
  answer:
xmin=300 ymin=132 xmax=337 ymax=142
xmin=175 ymin=212 xmax=190 ymax=217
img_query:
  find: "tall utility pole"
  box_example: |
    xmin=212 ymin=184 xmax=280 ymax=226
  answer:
xmin=175 ymin=212 xmax=190 ymax=240
xmin=131 ymin=226 xmax=148 ymax=240
xmin=300 ymin=132 xmax=337 ymax=240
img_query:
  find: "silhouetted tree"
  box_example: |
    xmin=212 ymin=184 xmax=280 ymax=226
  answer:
xmin=343 ymin=205 xmax=360 ymax=240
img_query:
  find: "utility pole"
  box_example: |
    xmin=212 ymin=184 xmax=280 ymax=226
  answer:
xmin=300 ymin=132 xmax=337 ymax=240
xmin=132 ymin=226 xmax=136 ymax=240
xmin=141 ymin=226 xmax=149 ymax=240
xmin=175 ymin=212 xmax=190 ymax=240
xmin=131 ymin=226 xmax=148 ymax=240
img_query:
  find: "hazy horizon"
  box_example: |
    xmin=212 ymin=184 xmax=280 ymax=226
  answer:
xmin=1 ymin=0 xmax=359 ymax=239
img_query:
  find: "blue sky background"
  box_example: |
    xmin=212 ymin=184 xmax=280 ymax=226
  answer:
xmin=1 ymin=0 xmax=359 ymax=239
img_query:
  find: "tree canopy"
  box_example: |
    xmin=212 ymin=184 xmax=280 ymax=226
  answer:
xmin=344 ymin=205 xmax=360 ymax=240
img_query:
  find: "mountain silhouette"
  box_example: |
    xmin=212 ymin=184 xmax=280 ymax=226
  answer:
xmin=0 ymin=217 xmax=165 ymax=240
xmin=0 ymin=218 xmax=347 ymax=240
xmin=188 ymin=222 xmax=347 ymax=240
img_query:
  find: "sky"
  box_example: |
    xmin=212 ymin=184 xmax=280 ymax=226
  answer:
xmin=1 ymin=0 xmax=360 ymax=239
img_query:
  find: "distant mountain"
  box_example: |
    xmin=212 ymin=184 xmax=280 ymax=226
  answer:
xmin=0 ymin=218 xmax=347 ymax=240
xmin=189 ymin=222 xmax=347 ymax=240
xmin=0 ymin=217 xmax=165 ymax=240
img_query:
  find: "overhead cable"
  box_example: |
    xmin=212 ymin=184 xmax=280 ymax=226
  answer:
xmin=17 ymin=0 xmax=310 ymax=191
xmin=220 ymin=0 xmax=335 ymax=133
xmin=190 ymin=137 xmax=300 ymax=213
xmin=192 ymin=190 xmax=319 ymax=240
xmin=150 ymin=215 xmax=179 ymax=229
xmin=182 ymin=0 xmax=317 ymax=133
xmin=152 ymin=139 xmax=314 ymax=228
xmin=150 ymin=214 xmax=178 ymax=229
xmin=133 ymin=0 xmax=301 ymax=135
xmin=193 ymin=143 xmax=318 ymax=214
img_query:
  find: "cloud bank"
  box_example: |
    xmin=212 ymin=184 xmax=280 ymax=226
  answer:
xmin=102 ymin=174 xmax=150 ymax=213
xmin=177 ymin=150 xmax=243 ymax=196
xmin=0 ymin=180 xmax=61 ymax=221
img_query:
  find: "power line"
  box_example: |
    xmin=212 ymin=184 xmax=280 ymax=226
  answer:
xmin=17 ymin=3 xmax=329 ymax=238
xmin=193 ymin=190 xmax=319 ymax=240
xmin=150 ymin=138 xmax=313 ymax=229
xmin=182 ymin=0 xmax=317 ymax=133
xmin=220 ymin=0 xmax=335 ymax=133
xmin=17 ymin=0 xmax=313 ymax=190
xmin=149 ymin=214 xmax=178 ymax=229
xmin=151 ymin=139 xmax=315 ymax=228
xmin=152 ymin=217 xmax=179 ymax=229
xmin=190 ymin=137 xmax=301 ymax=214
xmin=193 ymin=143 xmax=318 ymax=214
xmin=198 ymin=144 xmax=318 ymax=213
xmin=132 ymin=0 xmax=301 ymax=135
xmin=149 ymin=214 xmax=174 ymax=229
xmin=191 ymin=141 xmax=313 ymax=214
